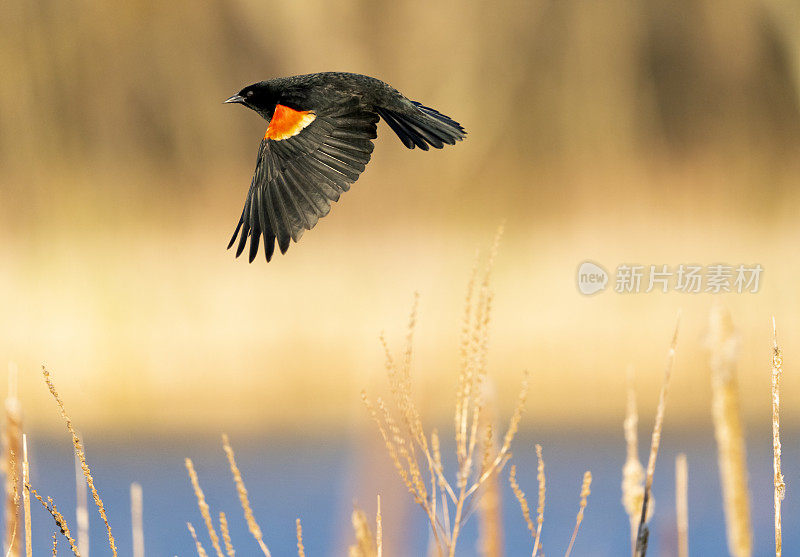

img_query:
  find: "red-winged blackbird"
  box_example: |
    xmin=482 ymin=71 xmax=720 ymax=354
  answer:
xmin=224 ymin=72 xmax=466 ymax=262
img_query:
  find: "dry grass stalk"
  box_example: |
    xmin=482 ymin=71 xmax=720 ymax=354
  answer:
xmin=707 ymin=307 xmax=752 ymax=557
xmin=51 ymin=533 xmax=57 ymax=556
xmin=376 ymin=495 xmax=382 ymax=557
xmin=454 ymin=384 xmax=527 ymax=552
xmin=361 ymin=393 xmax=424 ymax=504
xmin=456 ymin=230 xmax=502 ymax=474
xmin=185 ymin=458 xmax=224 ymax=557
xmin=348 ymin=504 xmax=376 ymax=557
xmin=455 ymin=250 xmax=481 ymax=470
xmin=621 ymin=366 xmax=650 ymax=557
xmin=295 ymin=519 xmax=306 ymax=557
xmin=3 ymin=530 xmax=15 ymax=557
xmin=2 ymin=453 xmax=17 ymax=557
xmin=74 ymin=437 xmax=89 ymax=557
xmin=27 ymin=487 xmax=80 ymax=556
xmin=635 ymin=315 xmax=680 ymax=557
xmin=509 ymin=457 xmax=550 ymax=557
xmin=533 ymin=444 xmax=545 ymax=557
xmin=564 ymin=471 xmax=592 ymax=557
xmin=41 ymin=367 xmax=117 ymax=557
xmin=21 ymin=437 xmax=30 ymax=557
xmin=219 ymin=512 xmax=234 ymax=557
xmin=508 ymin=465 xmax=534 ymax=536
xmin=2 ymin=457 xmax=18 ymax=557
xmin=154 ymin=230 xmax=547 ymax=555
xmin=771 ymin=318 xmax=784 ymax=557
xmin=22 ymin=434 xmax=78 ymax=557
xmin=188 ymin=522 xmax=209 ymax=557
xmin=477 ymin=388 xmax=503 ymax=557
xmin=130 ymin=483 xmax=144 ymax=557
xmin=362 ymin=227 xmax=527 ymax=557
xmin=675 ymin=454 xmax=688 ymax=557
xmin=431 ymin=430 xmax=452 ymax=541
xmin=4 ymin=363 xmax=21 ymax=557
xmin=221 ymin=434 xmax=272 ymax=557
xmin=477 ymin=465 xmax=502 ymax=557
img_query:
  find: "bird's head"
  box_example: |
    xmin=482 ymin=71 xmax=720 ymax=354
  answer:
xmin=224 ymin=82 xmax=275 ymax=120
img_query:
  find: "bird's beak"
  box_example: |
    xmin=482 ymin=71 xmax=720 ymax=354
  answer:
xmin=223 ymin=94 xmax=245 ymax=104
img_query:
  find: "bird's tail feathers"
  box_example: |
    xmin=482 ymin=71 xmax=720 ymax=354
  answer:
xmin=377 ymin=101 xmax=465 ymax=150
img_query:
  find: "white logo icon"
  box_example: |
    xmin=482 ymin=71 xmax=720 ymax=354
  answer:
xmin=577 ymin=261 xmax=608 ymax=295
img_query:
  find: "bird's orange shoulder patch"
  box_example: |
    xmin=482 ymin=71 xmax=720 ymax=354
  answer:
xmin=265 ymin=104 xmax=316 ymax=141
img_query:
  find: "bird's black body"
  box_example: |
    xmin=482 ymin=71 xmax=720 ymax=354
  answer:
xmin=224 ymin=72 xmax=466 ymax=262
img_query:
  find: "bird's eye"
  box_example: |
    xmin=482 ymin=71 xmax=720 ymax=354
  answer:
xmin=245 ymin=90 xmax=254 ymax=98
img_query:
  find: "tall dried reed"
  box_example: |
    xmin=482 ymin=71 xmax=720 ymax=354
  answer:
xmin=532 ymin=444 xmax=545 ymax=557
xmin=621 ymin=366 xmax=648 ymax=557
xmin=508 ymin=465 xmax=534 ymax=539
xmin=564 ymin=471 xmax=592 ymax=557
xmin=130 ymin=483 xmax=144 ymax=557
xmin=3 ymin=364 xmax=21 ymax=557
xmin=771 ymin=318 xmax=784 ymax=557
xmin=41 ymin=367 xmax=117 ymax=557
xmin=296 ymin=519 xmax=306 ymax=557
xmin=376 ymin=495 xmax=382 ymax=557
xmin=348 ymin=504 xmax=376 ymax=557
xmin=27 ymin=485 xmax=80 ymax=556
xmin=476 ymin=384 xmax=503 ymax=557
xmin=185 ymin=458 xmax=224 ymax=557
xmin=509 ymin=454 xmax=565 ymax=557
xmin=21 ymin=437 xmax=30 ymax=557
xmin=19 ymin=385 xmax=97 ymax=557
xmin=218 ymin=512 xmax=234 ymax=557
xmin=362 ymin=227 xmax=529 ymax=557
xmin=707 ymin=307 xmax=752 ymax=557
xmin=188 ymin=522 xmax=209 ymax=557
xmin=74 ymin=436 xmax=89 ymax=557
xmin=675 ymin=454 xmax=688 ymax=557
xmin=221 ymin=434 xmax=272 ymax=556
xmin=635 ymin=315 xmax=680 ymax=557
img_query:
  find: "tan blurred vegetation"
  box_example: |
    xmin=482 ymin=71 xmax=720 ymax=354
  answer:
xmin=1 ymin=0 xmax=799 ymax=433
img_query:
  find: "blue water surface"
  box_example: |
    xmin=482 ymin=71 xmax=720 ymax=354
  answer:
xmin=15 ymin=428 xmax=798 ymax=556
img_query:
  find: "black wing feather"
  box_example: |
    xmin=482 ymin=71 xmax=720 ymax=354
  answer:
xmin=235 ymin=192 xmax=252 ymax=257
xmin=284 ymin=164 xmax=331 ymax=216
xmin=255 ymin=187 xmax=271 ymax=262
xmin=227 ymin=209 xmax=245 ymax=249
xmin=228 ymin=106 xmax=378 ymax=261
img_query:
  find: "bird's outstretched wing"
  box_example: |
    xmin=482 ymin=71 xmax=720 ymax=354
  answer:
xmin=229 ymin=99 xmax=379 ymax=262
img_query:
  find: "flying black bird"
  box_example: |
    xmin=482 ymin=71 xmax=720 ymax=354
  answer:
xmin=224 ymin=72 xmax=466 ymax=262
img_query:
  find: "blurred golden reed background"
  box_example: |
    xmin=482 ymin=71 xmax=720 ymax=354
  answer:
xmin=1 ymin=0 xmax=800 ymax=434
